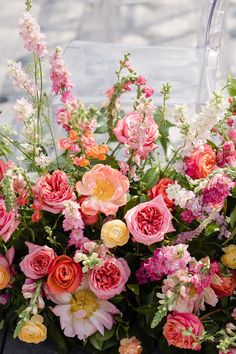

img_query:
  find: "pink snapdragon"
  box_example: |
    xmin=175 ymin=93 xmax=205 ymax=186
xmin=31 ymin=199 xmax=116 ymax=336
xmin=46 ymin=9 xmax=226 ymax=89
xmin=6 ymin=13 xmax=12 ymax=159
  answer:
xmin=49 ymin=47 xmax=74 ymax=95
xmin=19 ymin=12 xmax=47 ymax=58
xmin=7 ymin=60 xmax=37 ymax=96
xmin=202 ymin=173 xmax=234 ymax=207
xmin=62 ymin=201 xmax=84 ymax=231
xmin=22 ymin=278 xmax=45 ymax=309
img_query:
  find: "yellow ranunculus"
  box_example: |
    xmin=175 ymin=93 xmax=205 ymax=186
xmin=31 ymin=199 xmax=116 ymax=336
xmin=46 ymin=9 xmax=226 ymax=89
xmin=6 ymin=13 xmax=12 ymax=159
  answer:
xmin=221 ymin=244 xmax=236 ymax=269
xmin=101 ymin=219 xmax=129 ymax=248
xmin=18 ymin=315 xmax=47 ymax=344
xmin=0 ymin=266 xmax=11 ymax=290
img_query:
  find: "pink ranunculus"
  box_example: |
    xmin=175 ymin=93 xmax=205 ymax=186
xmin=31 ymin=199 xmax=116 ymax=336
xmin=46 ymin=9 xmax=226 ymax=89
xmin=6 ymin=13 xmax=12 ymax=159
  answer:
xmin=184 ymin=144 xmax=216 ymax=179
xmin=19 ymin=242 xmax=55 ymax=280
xmin=163 ymin=312 xmax=204 ymax=351
xmin=89 ymin=256 xmax=130 ymax=300
xmin=113 ymin=111 xmax=159 ymax=159
xmin=76 ymin=164 xmax=129 ymax=216
xmin=0 ymin=199 xmax=19 ymax=243
xmin=33 ymin=170 xmax=75 ymax=214
xmin=124 ymin=195 xmax=175 ymax=246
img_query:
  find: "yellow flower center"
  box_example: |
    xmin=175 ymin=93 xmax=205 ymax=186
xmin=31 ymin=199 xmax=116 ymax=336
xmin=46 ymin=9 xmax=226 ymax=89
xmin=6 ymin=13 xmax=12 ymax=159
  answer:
xmin=70 ymin=289 xmax=99 ymax=318
xmin=93 ymin=179 xmax=114 ymax=201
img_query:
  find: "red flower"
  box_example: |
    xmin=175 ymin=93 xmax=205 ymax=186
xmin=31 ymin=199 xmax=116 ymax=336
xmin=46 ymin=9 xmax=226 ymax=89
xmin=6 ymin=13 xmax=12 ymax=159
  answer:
xmin=148 ymin=178 xmax=175 ymax=210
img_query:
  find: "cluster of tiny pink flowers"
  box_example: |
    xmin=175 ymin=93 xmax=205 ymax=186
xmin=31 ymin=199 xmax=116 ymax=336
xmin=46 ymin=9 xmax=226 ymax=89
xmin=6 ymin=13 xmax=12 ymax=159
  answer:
xmin=7 ymin=60 xmax=37 ymax=96
xmin=136 ymin=244 xmax=191 ymax=284
xmin=202 ymin=173 xmax=234 ymax=206
xmin=49 ymin=47 xmax=74 ymax=95
xmin=62 ymin=201 xmax=84 ymax=231
xmin=217 ymin=141 xmax=236 ymax=167
xmin=19 ymin=12 xmax=47 ymax=58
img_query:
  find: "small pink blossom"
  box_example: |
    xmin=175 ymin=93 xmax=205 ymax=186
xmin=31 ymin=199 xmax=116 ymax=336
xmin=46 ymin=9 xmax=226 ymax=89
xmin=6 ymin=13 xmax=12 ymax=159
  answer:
xmin=68 ymin=229 xmax=89 ymax=249
xmin=62 ymin=201 xmax=84 ymax=231
xmin=143 ymin=86 xmax=154 ymax=97
xmin=49 ymin=47 xmax=74 ymax=95
xmin=104 ymin=86 xmax=115 ymax=98
xmin=19 ymin=12 xmax=47 ymax=58
xmin=0 ymin=199 xmax=19 ymax=242
xmin=136 ymin=76 xmax=146 ymax=86
xmin=22 ymin=278 xmax=45 ymax=309
xmin=14 ymin=97 xmax=34 ymax=121
xmin=217 ymin=141 xmax=236 ymax=167
xmin=202 ymin=173 xmax=234 ymax=207
xmin=228 ymin=129 xmax=236 ymax=144
xmin=7 ymin=60 xmax=37 ymax=96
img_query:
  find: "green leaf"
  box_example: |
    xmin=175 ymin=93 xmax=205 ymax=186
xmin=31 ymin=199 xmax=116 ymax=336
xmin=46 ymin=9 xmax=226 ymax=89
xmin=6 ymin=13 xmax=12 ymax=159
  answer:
xmin=135 ymin=304 xmax=157 ymax=315
xmin=95 ymin=113 xmax=107 ymax=134
xmin=227 ymin=76 xmax=236 ymax=97
xmin=47 ymin=320 xmax=68 ymax=354
xmin=123 ymin=196 xmax=139 ymax=214
xmin=89 ymin=327 xmax=116 ymax=351
xmin=127 ymin=283 xmax=140 ymax=296
xmin=142 ymin=167 xmax=159 ymax=191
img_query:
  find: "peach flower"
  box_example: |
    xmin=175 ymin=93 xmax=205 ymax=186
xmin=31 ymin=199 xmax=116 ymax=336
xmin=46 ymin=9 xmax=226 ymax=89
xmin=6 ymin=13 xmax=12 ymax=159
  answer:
xmin=163 ymin=312 xmax=204 ymax=351
xmin=76 ymin=164 xmax=129 ymax=216
xmin=184 ymin=144 xmax=216 ymax=179
xmin=0 ymin=247 xmax=14 ymax=290
xmin=119 ymin=336 xmax=143 ymax=354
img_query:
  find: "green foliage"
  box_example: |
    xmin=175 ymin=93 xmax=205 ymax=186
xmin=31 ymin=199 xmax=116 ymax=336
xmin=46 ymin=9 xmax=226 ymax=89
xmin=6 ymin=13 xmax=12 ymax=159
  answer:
xmin=227 ymin=76 xmax=236 ymax=96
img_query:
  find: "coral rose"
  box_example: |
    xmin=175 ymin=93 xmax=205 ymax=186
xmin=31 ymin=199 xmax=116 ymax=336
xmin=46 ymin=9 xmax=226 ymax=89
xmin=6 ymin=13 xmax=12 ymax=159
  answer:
xmin=18 ymin=315 xmax=47 ymax=344
xmin=19 ymin=242 xmax=55 ymax=280
xmin=101 ymin=219 xmax=129 ymax=248
xmin=163 ymin=312 xmax=204 ymax=351
xmin=47 ymin=255 xmax=82 ymax=294
xmin=184 ymin=144 xmax=216 ymax=179
xmin=125 ymin=195 xmax=175 ymax=246
xmin=33 ymin=170 xmax=75 ymax=214
xmin=221 ymin=245 xmax=236 ymax=269
xmin=119 ymin=336 xmax=143 ymax=354
xmin=89 ymin=256 xmax=130 ymax=300
xmin=211 ymin=272 xmax=236 ymax=298
xmin=0 ymin=199 xmax=19 ymax=242
xmin=148 ymin=178 xmax=175 ymax=210
xmin=76 ymin=164 xmax=129 ymax=216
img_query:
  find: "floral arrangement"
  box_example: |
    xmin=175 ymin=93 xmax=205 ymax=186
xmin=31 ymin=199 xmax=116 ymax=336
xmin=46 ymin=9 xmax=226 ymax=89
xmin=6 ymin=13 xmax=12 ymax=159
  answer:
xmin=0 ymin=2 xmax=236 ymax=354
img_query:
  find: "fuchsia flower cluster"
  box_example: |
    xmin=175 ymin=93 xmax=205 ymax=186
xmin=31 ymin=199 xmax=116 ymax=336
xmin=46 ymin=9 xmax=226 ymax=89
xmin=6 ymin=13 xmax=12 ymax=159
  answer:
xmin=1 ymin=6 xmax=236 ymax=354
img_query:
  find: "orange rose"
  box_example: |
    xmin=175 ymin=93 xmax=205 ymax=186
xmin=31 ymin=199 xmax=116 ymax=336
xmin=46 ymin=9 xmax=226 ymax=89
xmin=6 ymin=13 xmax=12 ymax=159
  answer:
xmin=0 ymin=266 xmax=11 ymax=290
xmin=211 ymin=273 xmax=236 ymax=298
xmin=184 ymin=144 xmax=216 ymax=179
xmin=148 ymin=178 xmax=175 ymax=210
xmin=46 ymin=255 xmax=82 ymax=294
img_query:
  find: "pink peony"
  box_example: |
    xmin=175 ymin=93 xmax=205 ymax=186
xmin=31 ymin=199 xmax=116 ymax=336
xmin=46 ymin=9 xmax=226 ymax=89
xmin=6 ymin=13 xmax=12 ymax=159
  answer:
xmin=163 ymin=312 xmax=204 ymax=351
xmin=0 ymin=199 xmax=19 ymax=242
xmin=125 ymin=195 xmax=175 ymax=246
xmin=19 ymin=242 xmax=55 ymax=280
xmin=89 ymin=256 xmax=130 ymax=300
xmin=184 ymin=144 xmax=216 ymax=179
xmin=113 ymin=111 xmax=159 ymax=159
xmin=76 ymin=164 xmax=129 ymax=216
xmin=33 ymin=170 xmax=75 ymax=214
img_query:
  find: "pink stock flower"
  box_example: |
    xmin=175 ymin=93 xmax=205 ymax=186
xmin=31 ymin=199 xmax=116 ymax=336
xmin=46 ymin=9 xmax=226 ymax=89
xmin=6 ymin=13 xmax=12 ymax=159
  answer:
xmin=125 ymin=195 xmax=175 ymax=246
xmin=143 ymin=86 xmax=154 ymax=97
xmin=0 ymin=199 xmax=19 ymax=243
xmin=89 ymin=256 xmax=130 ymax=300
xmin=62 ymin=201 xmax=84 ymax=231
xmin=76 ymin=164 xmax=129 ymax=216
xmin=202 ymin=173 xmax=234 ymax=207
xmin=113 ymin=111 xmax=159 ymax=159
xmin=49 ymin=47 xmax=74 ymax=95
xmin=19 ymin=12 xmax=47 ymax=58
xmin=14 ymin=97 xmax=34 ymax=122
xmin=7 ymin=60 xmax=37 ymax=96
xmin=184 ymin=144 xmax=216 ymax=179
xmin=68 ymin=229 xmax=90 ymax=249
xmin=19 ymin=242 xmax=55 ymax=279
xmin=228 ymin=129 xmax=236 ymax=145
xmin=33 ymin=170 xmax=75 ymax=214
xmin=0 ymin=247 xmax=15 ymax=290
xmin=163 ymin=312 xmax=204 ymax=351
xmin=22 ymin=278 xmax=45 ymax=309
xmin=217 ymin=141 xmax=236 ymax=167
xmin=51 ymin=279 xmax=120 ymax=340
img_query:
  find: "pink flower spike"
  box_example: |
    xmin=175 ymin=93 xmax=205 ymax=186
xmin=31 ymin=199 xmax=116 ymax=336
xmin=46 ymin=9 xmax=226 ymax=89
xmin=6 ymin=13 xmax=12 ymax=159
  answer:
xmin=143 ymin=86 xmax=154 ymax=97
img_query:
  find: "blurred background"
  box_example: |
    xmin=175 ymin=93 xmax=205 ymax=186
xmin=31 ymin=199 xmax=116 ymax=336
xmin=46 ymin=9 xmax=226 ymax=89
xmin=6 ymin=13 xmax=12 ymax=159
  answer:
xmin=0 ymin=0 xmax=236 ymax=120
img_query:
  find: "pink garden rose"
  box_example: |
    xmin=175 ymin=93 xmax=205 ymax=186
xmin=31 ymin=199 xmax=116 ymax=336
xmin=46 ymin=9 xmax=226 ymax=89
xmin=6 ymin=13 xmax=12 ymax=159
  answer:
xmin=125 ymin=195 xmax=175 ymax=246
xmin=76 ymin=164 xmax=129 ymax=216
xmin=33 ymin=170 xmax=75 ymax=214
xmin=20 ymin=242 xmax=55 ymax=279
xmin=0 ymin=199 xmax=19 ymax=242
xmin=163 ymin=312 xmax=204 ymax=351
xmin=184 ymin=144 xmax=216 ymax=179
xmin=89 ymin=256 xmax=130 ymax=300
xmin=113 ymin=111 xmax=159 ymax=159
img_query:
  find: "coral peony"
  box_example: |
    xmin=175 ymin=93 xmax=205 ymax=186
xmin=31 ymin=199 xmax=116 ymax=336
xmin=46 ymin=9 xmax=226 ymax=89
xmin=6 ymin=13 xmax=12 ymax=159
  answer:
xmin=76 ymin=164 xmax=129 ymax=216
xmin=163 ymin=312 xmax=204 ymax=351
xmin=125 ymin=195 xmax=175 ymax=246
